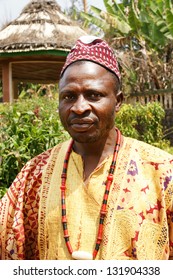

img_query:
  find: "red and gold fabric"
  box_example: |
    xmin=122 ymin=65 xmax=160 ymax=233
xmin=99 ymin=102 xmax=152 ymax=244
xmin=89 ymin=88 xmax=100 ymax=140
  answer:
xmin=0 ymin=137 xmax=173 ymax=260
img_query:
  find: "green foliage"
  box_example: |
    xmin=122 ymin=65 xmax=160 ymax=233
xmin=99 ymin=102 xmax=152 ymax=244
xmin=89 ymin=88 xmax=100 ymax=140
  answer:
xmin=87 ymin=0 xmax=173 ymax=48
xmin=116 ymin=102 xmax=169 ymax=148
xmin=0 ymin=97 xmax=70 ymax=192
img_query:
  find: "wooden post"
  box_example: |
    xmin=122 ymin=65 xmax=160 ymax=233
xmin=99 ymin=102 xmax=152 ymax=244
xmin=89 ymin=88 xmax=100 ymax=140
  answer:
xmin=13 ymin=79 xmax=19 ymax=99
xmin=2 ymin=61 xmax=13 ymax=103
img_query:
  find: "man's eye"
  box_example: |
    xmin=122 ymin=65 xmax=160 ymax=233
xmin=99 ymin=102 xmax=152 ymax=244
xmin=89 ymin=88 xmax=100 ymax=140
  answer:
xmin=90 ymin=93 xmax=102 ymax=98
xmin=64 ymin=95 xmax=75 ymax=100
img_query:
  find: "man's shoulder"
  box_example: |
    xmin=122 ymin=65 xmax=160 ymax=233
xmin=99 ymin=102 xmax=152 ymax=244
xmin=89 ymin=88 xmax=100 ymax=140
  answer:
xmin=13 ymin=141 xmax=69 ymax=182
xmin=7 ymin=141 xmax=70 ymax=194
xmin=124 ymin=136 xmax=173 ymax=163
xmin=27 ymin=141 xmax=69 ymax=166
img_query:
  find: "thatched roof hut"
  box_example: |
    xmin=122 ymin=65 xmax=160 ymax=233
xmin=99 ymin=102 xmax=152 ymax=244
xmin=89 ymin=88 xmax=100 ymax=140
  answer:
xmin=0 ymin=0 xmax=88 ymax=102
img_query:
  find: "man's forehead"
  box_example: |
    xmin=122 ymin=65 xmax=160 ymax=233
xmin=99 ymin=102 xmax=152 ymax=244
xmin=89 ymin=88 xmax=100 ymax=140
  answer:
xmin=60 ymin=60 xmax=117 ymax=83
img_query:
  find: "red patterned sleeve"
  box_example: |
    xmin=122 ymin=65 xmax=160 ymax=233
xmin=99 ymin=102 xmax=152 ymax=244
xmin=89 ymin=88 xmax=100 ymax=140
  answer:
xmin=0 ymin=149 xmax=52 ymax=260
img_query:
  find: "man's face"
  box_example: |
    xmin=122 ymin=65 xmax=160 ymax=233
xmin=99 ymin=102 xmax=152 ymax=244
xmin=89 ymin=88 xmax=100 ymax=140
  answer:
xmin=59 ymin=61 xmax=121 ymax=143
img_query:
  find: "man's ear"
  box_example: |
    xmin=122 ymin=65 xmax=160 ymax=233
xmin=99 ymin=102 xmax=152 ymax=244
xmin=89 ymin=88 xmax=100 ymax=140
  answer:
xmin=115 ymin=91 xmax=124 ymax=112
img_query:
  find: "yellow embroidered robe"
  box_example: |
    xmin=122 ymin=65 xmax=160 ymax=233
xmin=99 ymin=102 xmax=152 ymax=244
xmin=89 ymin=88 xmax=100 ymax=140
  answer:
xmin=0 ymin=137 xmax=173 ymax=259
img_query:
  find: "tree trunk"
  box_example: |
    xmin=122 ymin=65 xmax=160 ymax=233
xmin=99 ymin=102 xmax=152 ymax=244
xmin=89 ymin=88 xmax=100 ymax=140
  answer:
xmin=83 ymin=0 xmax=87 ymax=12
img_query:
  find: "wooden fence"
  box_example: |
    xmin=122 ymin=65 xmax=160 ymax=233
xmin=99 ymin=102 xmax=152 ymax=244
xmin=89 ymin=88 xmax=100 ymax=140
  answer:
xmin=125 ymin=89 xmax=173 ymax=110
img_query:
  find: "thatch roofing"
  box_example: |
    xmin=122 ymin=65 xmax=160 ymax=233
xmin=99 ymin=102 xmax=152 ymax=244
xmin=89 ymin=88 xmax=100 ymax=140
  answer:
xmin=0 ymin=0 xmax=89 ymax=102
xmin=0 ymin=0 xmax=87 ymax=53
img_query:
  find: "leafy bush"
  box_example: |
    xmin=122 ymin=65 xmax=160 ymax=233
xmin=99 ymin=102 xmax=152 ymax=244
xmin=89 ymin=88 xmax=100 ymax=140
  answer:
xmin=0 ymin=96 xmax=69 ymax=193
xmin=0 ymin=98 xmax=171 ymax=197
xmin=116 ymin=102 xmax=169 ymax=148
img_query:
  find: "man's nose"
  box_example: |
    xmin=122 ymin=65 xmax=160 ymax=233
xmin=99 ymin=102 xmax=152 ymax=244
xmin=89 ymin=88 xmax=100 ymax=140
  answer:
xmin=71 ymin=95 xmax=91 ymax=114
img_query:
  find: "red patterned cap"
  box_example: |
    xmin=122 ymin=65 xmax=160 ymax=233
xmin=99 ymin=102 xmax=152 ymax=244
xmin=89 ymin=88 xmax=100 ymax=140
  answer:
xmin=60 ymin=36 xmax=121 ymax=80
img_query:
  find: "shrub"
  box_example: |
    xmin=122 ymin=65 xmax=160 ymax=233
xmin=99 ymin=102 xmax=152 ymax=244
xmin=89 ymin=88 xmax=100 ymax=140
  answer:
xmin=0 ymin=96 xmax=69 ymax=192
xmin=116 ymin=102 xmax=169 ymax=149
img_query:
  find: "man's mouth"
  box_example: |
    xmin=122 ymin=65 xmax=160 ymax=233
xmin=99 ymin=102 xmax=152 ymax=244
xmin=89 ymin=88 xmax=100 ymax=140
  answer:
xmin=70 ymin=118 xmax=94 ymax=132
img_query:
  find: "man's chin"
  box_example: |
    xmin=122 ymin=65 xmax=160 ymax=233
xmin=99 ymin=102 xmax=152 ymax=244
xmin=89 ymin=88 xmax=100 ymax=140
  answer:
xmin=69 ymin=132 xmax=100 ymax=144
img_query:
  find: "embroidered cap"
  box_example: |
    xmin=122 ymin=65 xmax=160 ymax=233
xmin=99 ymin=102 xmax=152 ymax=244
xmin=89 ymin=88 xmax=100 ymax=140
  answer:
xmin=60 ymin=35 xmax=121 ymax=80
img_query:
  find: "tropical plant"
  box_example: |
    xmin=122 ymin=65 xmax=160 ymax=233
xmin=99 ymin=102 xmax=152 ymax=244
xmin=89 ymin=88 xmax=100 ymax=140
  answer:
xmin=81 ymin=0 xmax=173 ymax=95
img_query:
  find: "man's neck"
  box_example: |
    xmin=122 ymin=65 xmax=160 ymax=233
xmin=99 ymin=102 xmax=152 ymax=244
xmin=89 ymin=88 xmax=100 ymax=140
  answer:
xmin=73 ymin=127 xmax=117 ymax=158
